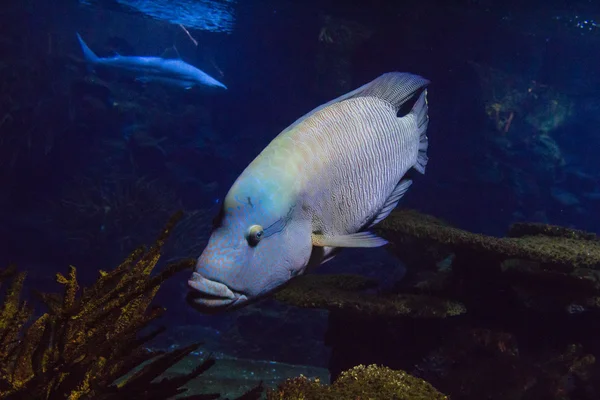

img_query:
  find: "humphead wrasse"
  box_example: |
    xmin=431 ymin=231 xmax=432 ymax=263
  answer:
xmin=188 ymin=72 xmax=430 ymax=311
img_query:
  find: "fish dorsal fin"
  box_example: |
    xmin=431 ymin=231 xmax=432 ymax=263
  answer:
xmin=312 ymin=231 xmax=388 ymax=248
xmin=283 ymin=72 xmax=430 ymax=134
xmin=369 ymin=179 xmax=413 ymax=228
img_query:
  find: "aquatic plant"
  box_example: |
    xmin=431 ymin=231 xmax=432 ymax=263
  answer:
xmin=267 ymin=364 xmax=447 ymax=399
xmin=275 ymin=274 xmax=466 ymax=318
xmin=0 ymin=211 xmax=261 ymax=399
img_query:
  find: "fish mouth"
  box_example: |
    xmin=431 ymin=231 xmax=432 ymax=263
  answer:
xmin=186 ymin=272 xmax=247 ymax=311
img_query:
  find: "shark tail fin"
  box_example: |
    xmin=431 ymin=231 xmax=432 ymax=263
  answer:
xmin=76 ymin=33 xmax=100 ymax=64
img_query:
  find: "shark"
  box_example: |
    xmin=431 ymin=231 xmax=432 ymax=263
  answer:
xmin=75 ymin=33 xmax=227 ymax=91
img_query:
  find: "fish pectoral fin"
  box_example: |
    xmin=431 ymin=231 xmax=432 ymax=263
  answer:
xmin=311 ymin=232 xmax=388 ymax=248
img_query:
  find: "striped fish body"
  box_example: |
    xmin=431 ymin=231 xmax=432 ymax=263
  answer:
xmin=233 ymin=72 xmax=429 ymax=256
xmin=188 ymin=72 xmax=430 ymax=311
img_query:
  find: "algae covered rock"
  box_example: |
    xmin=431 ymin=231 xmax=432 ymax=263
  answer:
xmin=267 ymin=364 xmax=447 ymax=400
xmin=508 ymin=221 xmax=599 ymax=241
xmin=376 ymin=209 xmax=600 ymax=271
xmin=375 ymin=209 xmax=600 ymax=314
xmin=275 ymin=274 xmax=466 ymax=318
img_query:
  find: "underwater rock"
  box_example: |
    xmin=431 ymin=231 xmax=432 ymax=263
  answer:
xmin=412 ymin=330 xmax=598 ymax=400
xmin=508 ymin=221 xmax=598 ymax=241
xmin=375 ymin=209 xmax=600 ymax=315
xmin=312 ymin=209 xmax=598 ymax=399
xmin=376 ymin=209 xmax=600 ymax=271
xmin=275 ymin=274 xmax=466 ymax=319
xmin=267 ymin=364 xmax=447 ymax=400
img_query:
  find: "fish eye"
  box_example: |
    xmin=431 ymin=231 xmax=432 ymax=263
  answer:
xmin=246 ymin=225 xmax=264 ymax=247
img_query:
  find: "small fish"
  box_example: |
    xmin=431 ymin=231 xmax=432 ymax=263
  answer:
xmin=75 ymin=33 xmax=227 ymax=90
xmin=188 ymin=72 xmax=430 ymax=311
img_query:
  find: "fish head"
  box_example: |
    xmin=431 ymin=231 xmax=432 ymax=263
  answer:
xmin=187 ymin=193 xmax=312 ymax=312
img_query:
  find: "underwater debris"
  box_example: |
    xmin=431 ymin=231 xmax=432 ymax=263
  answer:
xmin=267 ymin=364 xmax=447 ymax=400
xmin=274 ymin=274 xmax=466 ymax=318
xmin=0 ymin=211 xmax=262 ymax=399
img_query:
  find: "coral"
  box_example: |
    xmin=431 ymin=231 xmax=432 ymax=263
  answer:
xmin=508 ymin=221 xmax=598 ymax=241
xmin=0 ymin=211 xmax=262 ymax=399
xmin=376 ymin=209 xmax=600 ymax=272
xmin=274 ymin=274 xmax=466 ymax=318
xmin=267 ymin=364 xmax=447 ymax=400
xmin=305 ymin=209 xmax=600 ymax=398
xmin=375 ymin=209 xmax=600 ymax=314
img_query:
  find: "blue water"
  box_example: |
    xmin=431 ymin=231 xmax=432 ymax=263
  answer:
xmin=1 ymin=0 xmax=600 ymax=397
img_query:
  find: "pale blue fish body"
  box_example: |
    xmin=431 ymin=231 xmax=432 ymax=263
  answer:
xmin=76 ymin=33 xmax=227 ymax=90
xmin=188 ymin=72 xmax=430 ymax=311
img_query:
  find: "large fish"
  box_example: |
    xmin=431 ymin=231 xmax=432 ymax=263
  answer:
xmin=187 ymin=72 xmax=430 ymax=310
xmin=76 ymin=33 xmax=227 ymax=90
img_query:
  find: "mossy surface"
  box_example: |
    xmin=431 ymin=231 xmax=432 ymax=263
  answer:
xmin=267 ymin=364 xmax=447 ymax=400
xmin=508 ymin=221 xmax=599 ymax=241
xmin=275 ymin=274 xmax=466 ymax=318
xmin=376 ymin=209 xmax=600 ymax=271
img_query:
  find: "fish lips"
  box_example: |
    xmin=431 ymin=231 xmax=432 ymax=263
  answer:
xmin=186 ymin=272 xmax=248 ymax=313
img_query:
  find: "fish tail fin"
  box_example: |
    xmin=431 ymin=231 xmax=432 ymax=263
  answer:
xmin=411 ymin=89 xmax=429 ymax=174
xmin=76 ymin=33 xmax=100 ymax=64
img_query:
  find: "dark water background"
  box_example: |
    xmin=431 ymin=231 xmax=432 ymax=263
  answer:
xmin=1 ymin=0 xmax=599 ymax=371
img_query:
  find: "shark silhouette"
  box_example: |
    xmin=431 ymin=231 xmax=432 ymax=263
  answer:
xmin=76 ymin=33 xmax=227 ymax=91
